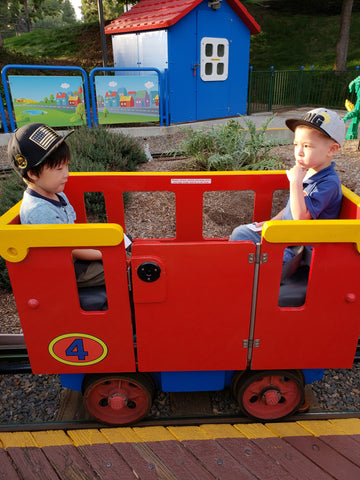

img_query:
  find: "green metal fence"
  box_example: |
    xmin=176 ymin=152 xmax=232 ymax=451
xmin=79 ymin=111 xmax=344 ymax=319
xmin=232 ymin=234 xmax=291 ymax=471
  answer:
xmin=247 ymin=67 xmax=360 ymax=114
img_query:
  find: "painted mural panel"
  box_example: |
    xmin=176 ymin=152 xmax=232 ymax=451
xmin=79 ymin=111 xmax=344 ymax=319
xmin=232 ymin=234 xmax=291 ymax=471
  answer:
xmin=8 ymin=76 xmax=86 ymax=128
xmin=95 ymin=75 xmax=159 ymax=124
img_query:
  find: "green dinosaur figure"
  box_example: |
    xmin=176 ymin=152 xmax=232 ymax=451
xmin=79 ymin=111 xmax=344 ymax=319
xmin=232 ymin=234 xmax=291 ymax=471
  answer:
xmin=344 ymin=76 xmax=360 ymax=140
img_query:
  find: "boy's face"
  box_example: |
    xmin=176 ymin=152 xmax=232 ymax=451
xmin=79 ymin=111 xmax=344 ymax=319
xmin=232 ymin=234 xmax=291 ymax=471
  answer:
xmin=28 ymin=161 xmax=70 ymax=198
xmin=293 ymin=127 xmax=339 ymax=173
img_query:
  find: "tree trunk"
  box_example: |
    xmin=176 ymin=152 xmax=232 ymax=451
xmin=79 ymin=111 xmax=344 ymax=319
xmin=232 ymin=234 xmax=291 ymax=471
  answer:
xmin=334 ymin=0 xmax=354 ymax=71
xmin=23 ymin=0 xmax=32 ymax=32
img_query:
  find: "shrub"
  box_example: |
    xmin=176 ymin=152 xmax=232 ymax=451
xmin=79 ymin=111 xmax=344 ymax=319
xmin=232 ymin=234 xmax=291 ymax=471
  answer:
xmin=67 ymin=126 xmax=148 ymax=172
xmin=173 ymin=117 xmax=284 ymax=171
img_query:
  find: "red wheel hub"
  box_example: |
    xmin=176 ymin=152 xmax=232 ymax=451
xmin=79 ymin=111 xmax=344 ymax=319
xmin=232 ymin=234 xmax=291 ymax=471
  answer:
xmin=263 ymin=389 xmax=281 ymax=405
xmin=237 ymin=370 xmax=304 ymax=421
xmin=108 ymin=393 xmax=128 ymax=410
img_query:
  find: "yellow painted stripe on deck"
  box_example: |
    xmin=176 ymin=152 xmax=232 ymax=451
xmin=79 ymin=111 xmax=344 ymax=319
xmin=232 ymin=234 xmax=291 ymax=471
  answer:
xmin=330 ymin=418 xmax=360 ymax=435
xmin=267 ymin=422 xmax=312 ymax=437
xmin=235 ymin=423 xmax=278 ymax=439
xmin=32 ymin=430 xmax=73 ymax=447
xmin=168 ymin=426 xmax=211 ymax=441
xmin=0 ymin=432 xmax=38 ymax=448
xmin=134 ymin=426 xmax=176 ymax=442
xmin=201 ymin=424 xmax=246 ymax=439
xmin=101 ymin=427 xmax=144 ymax=444
xmin=298 ymin=420 xmax=348 ymax=437
xmin=67 ymin=429 xmax=108 ymax=446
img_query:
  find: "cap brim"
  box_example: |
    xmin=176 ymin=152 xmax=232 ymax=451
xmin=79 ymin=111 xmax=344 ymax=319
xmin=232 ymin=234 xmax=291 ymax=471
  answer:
xmin=285 ymin=118 xmax=331 ymax=139
xmin=33 ymin=129 xmax=75 ymax=167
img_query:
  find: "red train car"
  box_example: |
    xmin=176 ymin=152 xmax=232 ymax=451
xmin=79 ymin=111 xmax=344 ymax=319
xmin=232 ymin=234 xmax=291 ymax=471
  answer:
xmin=1 ymin=170 xmax=360 ymax=424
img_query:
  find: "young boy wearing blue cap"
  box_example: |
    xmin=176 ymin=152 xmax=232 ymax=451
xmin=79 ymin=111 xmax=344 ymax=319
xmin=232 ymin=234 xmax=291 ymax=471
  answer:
xmin=7 ymin=123 xmax=104 ymax=287
xmin=229 ymin=108 xmax=346 ymax=263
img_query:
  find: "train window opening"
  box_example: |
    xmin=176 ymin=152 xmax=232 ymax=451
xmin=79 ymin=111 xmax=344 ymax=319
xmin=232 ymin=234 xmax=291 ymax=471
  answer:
xmin=123 ymin=191 xmax=176 ymax=239
xmin=77 ymin=284 xmax=108 ymax=311
xmin=202 ymin=190 xmax=255 ymax=238
xmin=73 ymin=253 xmax=108 ymax=311
xmin=83 ymin=192 xmax=107 ymax=223
xmin=271 ymin=189 xmax=289 ymax=218
xmin=278 ymin=245 xmax=312 ymax=308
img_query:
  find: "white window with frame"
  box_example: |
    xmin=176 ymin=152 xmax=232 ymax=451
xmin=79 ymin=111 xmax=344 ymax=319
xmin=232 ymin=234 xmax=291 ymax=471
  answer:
xmin=200 ymin=37 xmax=229 ymax=82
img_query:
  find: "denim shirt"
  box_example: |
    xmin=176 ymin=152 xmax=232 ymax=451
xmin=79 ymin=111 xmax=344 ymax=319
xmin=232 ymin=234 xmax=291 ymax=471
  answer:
xmin=20 ymin=188 xmax=76 ymax=224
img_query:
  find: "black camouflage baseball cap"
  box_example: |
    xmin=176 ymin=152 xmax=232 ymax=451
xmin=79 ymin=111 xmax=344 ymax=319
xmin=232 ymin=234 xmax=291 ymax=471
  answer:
xmin=8 ymin=123 xmax=74 ymax=176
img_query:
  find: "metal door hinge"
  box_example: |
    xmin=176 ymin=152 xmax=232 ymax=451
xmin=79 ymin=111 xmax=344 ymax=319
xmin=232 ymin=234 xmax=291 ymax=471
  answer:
xmin=248 ymin=253 xmax=255 ymax=264
xmin=243 ymin=339 xmax=260 ymax=348
xmin=261 ymin=253 xmax=268 ymax=263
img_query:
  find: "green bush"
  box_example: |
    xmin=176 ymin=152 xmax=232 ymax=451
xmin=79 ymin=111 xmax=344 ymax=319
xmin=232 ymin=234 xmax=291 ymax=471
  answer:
xmin=174 ymin=117 xmax=284 ymax=171
xmin=0 ymin=127 xmax=148 ymax=290
xmin=68 ymin=126 xmax=148 ymax=172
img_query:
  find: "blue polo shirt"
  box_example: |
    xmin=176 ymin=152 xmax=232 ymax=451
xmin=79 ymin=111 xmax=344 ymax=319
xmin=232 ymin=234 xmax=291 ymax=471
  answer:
xmin=283 ymin=162 xmax=342 ymax=220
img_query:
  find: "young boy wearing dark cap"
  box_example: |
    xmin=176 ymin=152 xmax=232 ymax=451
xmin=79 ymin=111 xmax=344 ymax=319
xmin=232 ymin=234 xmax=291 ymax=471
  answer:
xmin=229 ymin=108 xmax=346 ymax=263
xmin=7 ymin=123 xmax=104 ymax=287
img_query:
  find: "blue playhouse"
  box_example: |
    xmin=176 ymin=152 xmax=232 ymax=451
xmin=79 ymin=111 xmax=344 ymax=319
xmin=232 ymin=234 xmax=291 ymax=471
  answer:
xmin=105 ymin=0 xmax=260 ymax=124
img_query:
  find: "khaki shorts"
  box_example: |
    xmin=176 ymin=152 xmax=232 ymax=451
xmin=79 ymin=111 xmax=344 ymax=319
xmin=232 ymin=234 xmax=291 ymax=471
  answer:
xmin=76 ymin=260 xmax=105 ymax=288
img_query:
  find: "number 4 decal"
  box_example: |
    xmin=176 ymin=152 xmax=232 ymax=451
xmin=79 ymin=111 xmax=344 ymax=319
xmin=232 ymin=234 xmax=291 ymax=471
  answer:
xmin=65 ymin=339 xmax=89 ymax=361
xmin=49 ymin=333 xmax=108 ymax=366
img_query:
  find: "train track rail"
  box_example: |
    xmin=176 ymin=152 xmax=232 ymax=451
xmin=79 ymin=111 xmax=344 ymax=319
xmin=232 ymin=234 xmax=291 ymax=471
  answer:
xmin=0 ymin=410 xmax=360 ymax=433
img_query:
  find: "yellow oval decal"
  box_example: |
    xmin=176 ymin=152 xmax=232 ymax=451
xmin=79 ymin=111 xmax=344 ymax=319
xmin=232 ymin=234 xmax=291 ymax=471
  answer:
xmin=48 ymin=333 xmax=108 ymax=366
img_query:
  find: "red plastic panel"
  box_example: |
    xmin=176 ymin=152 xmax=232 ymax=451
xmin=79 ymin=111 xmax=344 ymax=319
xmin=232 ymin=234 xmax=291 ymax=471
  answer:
xmin=251 ymin=240 xmax=360 ymax=370
xmin=105 ymin=0 xmax=260 ymax=35
xmin=132 ymin=241 xmax=256 ymax=371
xmin=7 ymin=245 xmax=135 ymax=374
xmin=66 ymin=172 xmax=289 ymax=241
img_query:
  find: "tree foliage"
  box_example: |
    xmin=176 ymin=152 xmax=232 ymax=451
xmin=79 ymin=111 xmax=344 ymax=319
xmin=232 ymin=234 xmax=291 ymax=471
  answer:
xmin=80 ymin=0 xmax=140 ymax=22
xmin=2 ymin=0 xmax=76 ymax=37
xmin=247 ymin=0 xmax=360 ymax=15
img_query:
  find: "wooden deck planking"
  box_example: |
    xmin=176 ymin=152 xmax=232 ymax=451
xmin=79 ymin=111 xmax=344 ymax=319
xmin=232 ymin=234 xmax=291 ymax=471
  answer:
xmin=1 ymin=421 xmax=360 ymax=479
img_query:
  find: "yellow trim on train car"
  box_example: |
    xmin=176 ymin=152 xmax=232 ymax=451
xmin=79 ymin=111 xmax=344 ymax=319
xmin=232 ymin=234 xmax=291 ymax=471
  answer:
xmin=0 ymin=201 xmax=22 ymax=225
xmin=342 ymin=184 xmax=360 ymax=206
xmin=262 ymin=183 xmax=360 ymax=252
xmin=68 ymin=170 xmax=287 ymax=177
xmin=263 ymin=220 xmax=360 ymax=253
xmin=0 ymin=223 xmax=124 ymax=262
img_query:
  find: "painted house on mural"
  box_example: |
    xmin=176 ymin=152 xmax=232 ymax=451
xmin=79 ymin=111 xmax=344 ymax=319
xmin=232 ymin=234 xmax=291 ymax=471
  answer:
xmin=105 ymin=90 xmax=118 ymax=107
xmin=120 ymin=95 xmax=134 ymax=107
xmin=56 ymin=92 xmax=68 ymax=106
xmin=135 ymin=90 xmax=150 ymax=108
xmin=68 ymin=95 xmax=81 ymax=106
xmin=105 ymin=0 xmax=260 ymax=123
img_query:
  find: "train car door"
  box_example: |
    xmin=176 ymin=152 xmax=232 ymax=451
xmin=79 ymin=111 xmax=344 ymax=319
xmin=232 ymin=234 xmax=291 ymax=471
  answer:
xmin=132 ymin=241 xmax=256 ymax=372
xmin=251 ymin=240 xmax=360 ymax=370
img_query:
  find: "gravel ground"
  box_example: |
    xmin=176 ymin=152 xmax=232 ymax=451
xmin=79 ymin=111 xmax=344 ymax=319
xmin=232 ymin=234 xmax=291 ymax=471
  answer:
xmin=1 ymin=134 xmax=360 ymax=424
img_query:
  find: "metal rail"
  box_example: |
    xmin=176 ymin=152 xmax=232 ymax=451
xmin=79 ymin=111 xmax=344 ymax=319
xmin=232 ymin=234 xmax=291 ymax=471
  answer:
xmin=0 ymin=410 xmax=360 ymax=433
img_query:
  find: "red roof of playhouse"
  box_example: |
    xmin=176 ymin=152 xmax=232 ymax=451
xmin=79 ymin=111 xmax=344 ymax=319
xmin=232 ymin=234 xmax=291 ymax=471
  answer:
xmin=105 ymin=0 xmax=261 ymax=36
